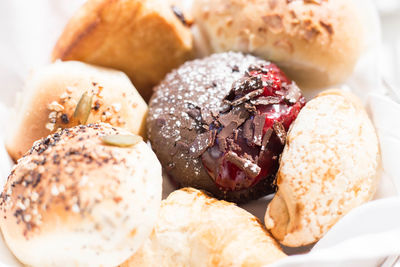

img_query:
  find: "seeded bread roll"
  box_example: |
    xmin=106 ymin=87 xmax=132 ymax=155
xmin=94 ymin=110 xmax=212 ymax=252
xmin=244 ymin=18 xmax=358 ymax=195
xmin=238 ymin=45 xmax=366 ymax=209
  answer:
xmin=192 ymin=0 xmax=363 ymax=89
xmin=0 ymin=123 xmax=162 ymax=267
xmin=122 ymin=188 xmax=286 ymax=267
xmin=264 ymin=89 xmax=381 ymax=247
xmin=6 ymin=60 xmax=147 ymax=161
xmin=52 ymin=0 xmax=194 ymax=101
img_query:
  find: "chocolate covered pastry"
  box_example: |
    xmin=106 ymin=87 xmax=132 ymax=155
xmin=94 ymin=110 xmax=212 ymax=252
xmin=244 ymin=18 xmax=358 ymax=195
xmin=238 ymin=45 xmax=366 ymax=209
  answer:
xmin=147 ymin=52 xmax=305 ymax=202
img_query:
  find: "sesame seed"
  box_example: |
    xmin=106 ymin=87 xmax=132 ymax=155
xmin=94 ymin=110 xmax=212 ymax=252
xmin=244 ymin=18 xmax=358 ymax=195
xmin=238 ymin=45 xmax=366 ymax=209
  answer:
xmin=65 ymin=166 xmax=74 ymax=174
xmin=111 ymin=103 xmax=122 ymax=112
xmin=66 ymin=86 xmax=75 ymax=93
xmin=51 ymin=185 xmax=59 ymax=196
xmin=59 ymin=184 xmax=65 ymax=193
xmin=60 ymin=92 xmax=69 ymax=99
xmin=45 ymin=122 xmax=55 ymax=131
xmin=16 ymin=201 xmax=26 ymax=210
xmin=23 ymin=214 xmax=31 ymax=222
xmin=31 ymin=192 xmax=39 ymax=202
xmin=72 ymin=204 xmax=80 ymax=213
xmin=48 ymin=101 xmax=64 ymax=112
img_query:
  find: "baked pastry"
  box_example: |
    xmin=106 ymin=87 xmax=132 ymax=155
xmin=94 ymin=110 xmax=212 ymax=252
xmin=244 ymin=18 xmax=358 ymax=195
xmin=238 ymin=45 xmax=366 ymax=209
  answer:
xmin=147 ymin=52 xmax=305 ymax=203
xmin=122 ymin=188 xmax=286 ymax=267
xmin=0 ymin=123 xmax=162 ymax=267
xmin=52 ymin=0 xmax=194 ymax=101
xmin=192 ymin=0 xmax=362 ymax=89
xmin=265 ymin=89 xmax=381 ymax=247
xmin=5 ymin=60 xmax=147 ymax=161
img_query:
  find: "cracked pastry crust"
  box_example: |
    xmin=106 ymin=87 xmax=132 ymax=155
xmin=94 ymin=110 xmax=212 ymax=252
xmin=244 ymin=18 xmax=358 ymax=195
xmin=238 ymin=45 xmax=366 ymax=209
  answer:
xmin=122 ymin=188 xmax=286 ymax=267
xmin=0 ymin=123 xmax=162 ymax=267
xmin=192 ymin=0 xmax=363 ymax=89
xmin=264 ymin=89 xmax=381 ymax=247
xmin=5 ymin=61 xmax=147 ymax=161
xmin=52 ymin=0 xmax=194 ymax=101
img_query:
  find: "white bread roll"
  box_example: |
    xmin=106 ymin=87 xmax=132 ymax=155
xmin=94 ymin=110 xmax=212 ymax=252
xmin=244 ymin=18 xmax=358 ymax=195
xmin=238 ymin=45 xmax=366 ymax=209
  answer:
xmin=265 ymin=89 xmax=381 ymax=247
xmin=0 ymin=123 xmax=162 ymax=267
xmin=122 ymin=188 xmax=286 ymax=267
xmin=6 ymin=60 xmax=147 ymax=161
xmin=52 ymin=0 xmax=194 ymax=101
xmin=192 ymin=0 xmax=363 ymax=89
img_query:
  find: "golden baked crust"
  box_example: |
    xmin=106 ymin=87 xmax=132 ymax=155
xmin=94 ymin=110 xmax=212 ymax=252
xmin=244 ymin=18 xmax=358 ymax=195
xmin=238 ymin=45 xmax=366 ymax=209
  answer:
xmin=265 ymin=89 xmax=381 ymax=247
xmin=192 ymin=0 xmax=363 ymax=89
xmin=5 ymin=61 xmax=147 ymax=161
xmin=52 ymin=0 xmax=194 ymax=101
xmin=122 ymin=188 xmax=286 ymax=267
xmin=0 ymin=123 xmax=162 ymax=266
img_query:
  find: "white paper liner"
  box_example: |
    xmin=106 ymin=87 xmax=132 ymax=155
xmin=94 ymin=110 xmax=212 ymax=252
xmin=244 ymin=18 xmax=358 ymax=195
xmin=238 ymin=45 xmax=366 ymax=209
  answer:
xmin=0 ymin=0 xmax=399 ymax=266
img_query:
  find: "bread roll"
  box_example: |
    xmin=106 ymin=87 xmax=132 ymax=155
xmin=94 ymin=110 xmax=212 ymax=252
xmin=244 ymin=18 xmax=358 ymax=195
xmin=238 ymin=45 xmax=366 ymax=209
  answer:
xmin=0 ymin=123 xmax=162 ymax=267
xmin=122 ymin=188 xmax=286 ymax=267
xmin=52 ymin=0 xmax=194 ymax=101
xmin=6 ymin=60 xmax=147 ymax=161
xmin=192 ymin=0 xmax=362 ymax=89
xmin=265 ymin=89 xmax=381 ymax=247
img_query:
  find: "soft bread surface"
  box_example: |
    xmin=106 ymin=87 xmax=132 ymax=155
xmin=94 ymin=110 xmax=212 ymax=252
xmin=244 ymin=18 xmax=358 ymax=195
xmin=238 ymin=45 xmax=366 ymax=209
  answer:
xmin=6 ymin=61 xmax=147 ymax=161
xmin=122 ymin=188 xmax=286 ymax=267
xmin=192 ymin=0 xmax=362 ymax=89
xmin=265 ymin=89 xmax=381 ymax=247
xmin=52 ymin=0 xmax=194 ymax=101
xmin=0 ymin=123 xmax=162 ymax=267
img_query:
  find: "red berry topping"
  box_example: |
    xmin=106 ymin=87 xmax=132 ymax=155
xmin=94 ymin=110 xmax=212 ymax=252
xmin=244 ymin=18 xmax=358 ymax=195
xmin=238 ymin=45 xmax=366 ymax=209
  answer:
xmin=201 ymin=63 xmax=305 ymax=192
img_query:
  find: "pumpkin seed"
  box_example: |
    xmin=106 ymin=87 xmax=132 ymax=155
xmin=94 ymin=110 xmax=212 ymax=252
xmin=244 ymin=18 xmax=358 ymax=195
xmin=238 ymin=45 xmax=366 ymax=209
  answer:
xmin=74 ymin=92 xmax=93 ymax=124
xmin=101 ymin=134 xmax=143 ymax=147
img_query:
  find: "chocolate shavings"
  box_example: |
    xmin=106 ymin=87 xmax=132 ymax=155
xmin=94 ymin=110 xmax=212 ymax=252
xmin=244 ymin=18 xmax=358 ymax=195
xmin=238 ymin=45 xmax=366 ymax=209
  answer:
xmin=189 ymin=132 xmax=213 ymax=158
xmin=218 ymin=107 xmax=249 ymax=128
xmin=243 ymin=119 xmax=254 ymax=145
xmin=225 ymin=151 xmax=261 ymax=178
xmin=218 ymin=122 xmax=238 ymax=140
xmin=201 ymin=108 xmax=214 ymax=125
xmin=261 ymin=128 xmax=273 ymax=151
xmin=273 ymin=121 xmax=286 ymax=145
xmin=225 ymin=76 xmax=263 ymax=102
xmin=217 ymin=121 xmax=238 ymax=152
xmin=252 ymin=114 xmax=266 ymax=146
xmin=283 ymin=83 xmax=302 ymax=104
xmin=218 ymin=137 xmax=227 ymax=152
xmin=231 ymin=88 xmax=264 ymax=106
xmin=187 ymin=107 xmax=201 ymax=121
xmin=250 ymin=96 xmax=281 ymax=106
xmin=244 ymin=102 xmax=257 ymax=113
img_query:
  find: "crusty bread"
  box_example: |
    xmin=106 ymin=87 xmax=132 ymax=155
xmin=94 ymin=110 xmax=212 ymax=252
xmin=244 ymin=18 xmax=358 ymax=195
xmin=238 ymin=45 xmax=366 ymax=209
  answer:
xmin=192 ymin=0 xmax=363 ymax=90
xmin=0 ymin=123 xmax=162 ymax=267
xmin=6 ymin=60 xmax=147 ymax=161
xmin=265 ymin=89 xmax=381 ymax=247
xmin=122 ymin=188 xmax=286 ymax=267
xmin=52 ymin=0 xmax=194 ymax=101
